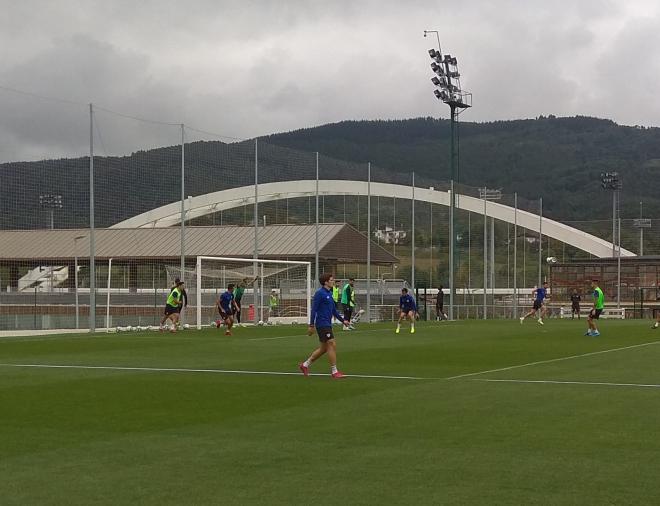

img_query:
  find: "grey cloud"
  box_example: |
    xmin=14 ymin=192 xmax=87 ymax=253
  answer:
xmin=1 ymin=0 xmax=659 ymax=162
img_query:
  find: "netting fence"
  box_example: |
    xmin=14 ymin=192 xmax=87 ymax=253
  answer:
xmin=2 ymin=86 xmax=659 ymax=330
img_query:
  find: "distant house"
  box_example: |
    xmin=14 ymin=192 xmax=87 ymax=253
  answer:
xmin=374 ymin=226 xmax=407 ymax=245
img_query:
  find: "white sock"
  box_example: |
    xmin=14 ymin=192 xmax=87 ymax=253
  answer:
xmin=303 ymin=359 xmax=311 ymax=367
xmin=331 ymin=364 xmax=338 ymax=374
xmin=396 ymin=323 xmax=401 ymax=329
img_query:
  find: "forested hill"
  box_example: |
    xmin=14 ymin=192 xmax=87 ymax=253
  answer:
xmin=2 ymin=115 xmax=659 ymax=230
xmin=263 ymin=116 xmax=660 ymax=221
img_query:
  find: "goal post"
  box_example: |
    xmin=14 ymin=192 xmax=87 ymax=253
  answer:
xmin=195 ymin=256 xmax=312 ymax=330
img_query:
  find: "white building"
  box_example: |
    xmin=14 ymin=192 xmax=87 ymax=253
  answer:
xmin=374 ymin=226 xmax=407 ymax=245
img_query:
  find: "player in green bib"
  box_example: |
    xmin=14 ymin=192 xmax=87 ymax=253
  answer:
xmin=159 ymin=278 xmax=184 ymax=332
xmin=586 ymin=279 xmax=604 ymax=336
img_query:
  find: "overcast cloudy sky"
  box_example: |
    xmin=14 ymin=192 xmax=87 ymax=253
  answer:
xmin=1 ymin=0 xmax=659 ymax=161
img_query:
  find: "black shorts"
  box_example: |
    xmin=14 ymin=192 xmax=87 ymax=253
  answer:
xmin=533 ymin=300 xmax=542 ymax=311
xmin=218 ymin=309 xmax=231 ymax=320
xmin=344 ymin=306 xmax=353 ymax=321
xmin=316 ymin=326 xmax=335 ymax=343
xmin=572 ymin=303 xmax=580 ymax=312
xmin=164 ymin=305 xmax=179 ymax=315
xmin=589 ymin=308 xmax=603 ymax=319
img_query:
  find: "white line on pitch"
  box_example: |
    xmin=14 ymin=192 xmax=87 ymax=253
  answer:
xmin=0 ymin=362 xmax=428 ymax=380
xmin=473 ymin=378 xmax=660 ymax=390
xmin=444 ymin=339 xmax=660 ymax=380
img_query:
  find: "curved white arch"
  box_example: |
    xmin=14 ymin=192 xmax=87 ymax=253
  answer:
xmin=112 ymin=180 xmax=634 ymax=258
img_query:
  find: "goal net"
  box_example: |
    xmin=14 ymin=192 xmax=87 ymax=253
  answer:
xmin=194 ymin=256 xmax=311 ymax=329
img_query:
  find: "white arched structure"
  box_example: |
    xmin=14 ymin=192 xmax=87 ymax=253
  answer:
xmin=112 ymin=180 xmax=634 ymax=258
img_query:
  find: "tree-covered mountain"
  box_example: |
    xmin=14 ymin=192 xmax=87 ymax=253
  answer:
xmin=1 ymin=115 xmax=659 ymax=232
xmin=263 ymin=116 xmax=660 ymax=222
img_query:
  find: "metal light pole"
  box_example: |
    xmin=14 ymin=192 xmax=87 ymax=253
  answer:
xmin=601 ymin=172 xmax=622 ymax=307
xmin=633 ymin=201 xmax=651 ymax=256
xmin=39 ymin=194 xmax=63 ymax=229
xmin=425 ymin=30 xmax=472 ymax=321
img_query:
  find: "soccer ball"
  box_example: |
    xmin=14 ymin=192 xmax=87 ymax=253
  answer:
xmin=258 ymin=320 xmax=264 ymax=326
xmin=183 ymin=323 xmax=190 ymax=330
xmin=291 ymin=320 xmax=298 ymax=325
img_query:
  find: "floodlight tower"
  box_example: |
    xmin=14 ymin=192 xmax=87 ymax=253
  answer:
xmin=425 ymin=30 xmax=472 ymax=320
xmin=39 ymin=194 xmax=63 ymax=229
xmin=600 ymin=172 xmax=622 ymax=307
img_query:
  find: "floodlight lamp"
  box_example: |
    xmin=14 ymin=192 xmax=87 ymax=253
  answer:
xmin=431 ymin=62 xmax=446 ymax=76
xmin=428 ymin=48 xmax=438 ymax=58
xmin=433 ymin=89 xmax=442 ymax=99
xmin=449 ymin=57 xmax=458 ymax=65
xmin=431 ymin=76 xmax=441 ymax=86
xmin=440 ymin=90 xmax=450 ymax=101
xmin=449 ymin=71 xmax=460 ymax=78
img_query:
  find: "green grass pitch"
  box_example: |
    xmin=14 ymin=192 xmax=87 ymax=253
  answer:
xmin=2 ymin=319 xmax=660 ymax=505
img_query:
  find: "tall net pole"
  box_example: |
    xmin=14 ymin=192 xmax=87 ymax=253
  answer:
xmin=180 ymin=124 xmax=185 ymax=283
xmin=89 ymin=103 xmax=96 ymax=332
xmin=366 ymin=162 xmax=371 ymax=323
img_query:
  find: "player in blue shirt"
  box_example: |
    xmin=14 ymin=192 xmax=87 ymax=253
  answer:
xmin=396 ymin=287 xmax=418 ymax=334
xmin=299 ymin=273 xmax=348 ymax=379
xmin=520 ymin=281 xmax=549 ymax=325
xmin=216 ymin=284 xmax=238 ymax=336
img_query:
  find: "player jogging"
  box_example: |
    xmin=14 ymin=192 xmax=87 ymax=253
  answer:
xmin=435 ymin=285 xmax=448 ymax=321
xmin=159 ymin=278 xmax=184 ymax=332
xmin=396 ymin=287 xmax=417 ymax=334
xmin=341 ymin=278 xmax=356 ymax=331
xmin=520 ymin=281 xmax=549 ymax=325
xmin=299 ymin=273 xmax=348 ymax=379
xmin=216 ymin=284 xmax=238 ymax=336
xmin=585 ymin=279 xmax=604 ymax=336
xmin=570 ymin=289 xmax=581 ymax=319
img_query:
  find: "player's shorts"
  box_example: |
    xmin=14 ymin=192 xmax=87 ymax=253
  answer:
xmin=164 ymin=305 xmax=179 ymax=315
xmin=533 ymin=300 xmax=543 ymax=310
xmin=589 ymin=308 xmax=603 ymax=319
xmin=218 ymin=308 xmax=231 ymax=320
xmin=316 ymin=326 xmax=335 ymax=343
xmin=572 ymin=303 xmax=580 ymax=311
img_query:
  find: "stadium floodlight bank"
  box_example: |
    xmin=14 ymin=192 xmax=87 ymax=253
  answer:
xmin=195 ymin=256 xmax=311 ymax=330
